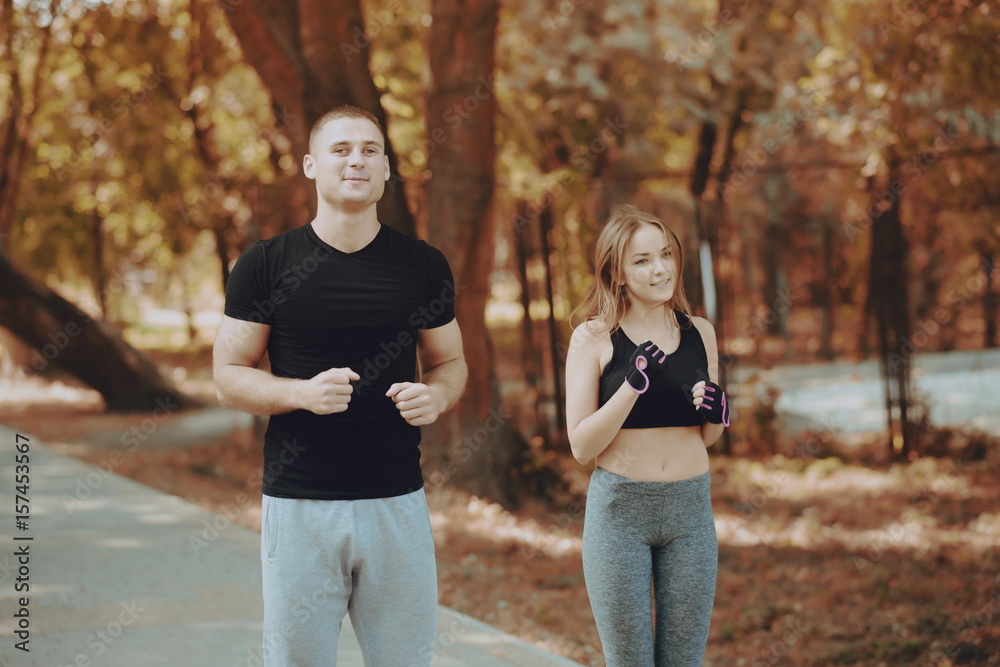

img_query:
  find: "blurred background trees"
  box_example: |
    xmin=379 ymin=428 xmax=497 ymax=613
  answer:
xmin=0 ymin=0 xmax=997 ymax=503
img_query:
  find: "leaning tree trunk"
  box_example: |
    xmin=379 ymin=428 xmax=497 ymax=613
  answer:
xmin=0 ymin=250 xmax=196 ymax=412
xmin=868 ymin=153 xmax=916 ymax=459
xmin=0 ymin=6 xmax=194 ymax=411
xmin=218 ymin=0 xmax=414 ymax=236
xmin=422 ymin=0 xmax=544 ymax=508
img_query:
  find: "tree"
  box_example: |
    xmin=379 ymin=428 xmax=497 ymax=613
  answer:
xmin=220 ymin=0 xmax=414 ymax=236
xmin=0 ymin=1 xmax=197 ymax=411
xmin=0 ymin=0 xmax=50 ymax=248
xmin=0 ymin=253 xmax=193 ymax=411
xmin=219 ymin=0 xmax=551 ymax=506
xmin=420 ymin=0 xmax=548 ymax=506
xmin=817 ymin=0 xmax=1000 ymax=455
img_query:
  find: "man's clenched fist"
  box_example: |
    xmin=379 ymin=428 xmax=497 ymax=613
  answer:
xmin=302 ymin=367 xmax=361 ymax=414
xmin=386 ymin=382 xmax=445 ymax=426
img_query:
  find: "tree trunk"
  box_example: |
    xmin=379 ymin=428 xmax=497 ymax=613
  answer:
xmin=214 ymin=224 xmax=232 ymax=291
xmin=538 ymin=202 xmax=565 ymax=438
xmin=685 ymin=120 xmax=715 ymax=313
xmin=220 ymin=0 xmax=414 ymax=236
xmin=706 ymin=88 xmax=748 ymax=456
xmin=868 ymin=154 xmax=915 ymax=459
xmin=514 ymin=202 xmax=542 ymax=431
xmin=0 ymin=0 xmax=52 ymax=250
xmin=222 ymin=0 xmax=551 ymax=505
xmin=818 ymin=218 xmax=836 ymax=359
xmin=983 ymin=250 xmax=996 ymax=348
xmin=760 ymin=183 xmax=790 ymax=340
xmin=421 ymin=0 xmax=544 ymax=508
xmin=0 ymin=250 xmax=197 ymax=412
xmin=89 ymin=204 xmax=108 ymax=321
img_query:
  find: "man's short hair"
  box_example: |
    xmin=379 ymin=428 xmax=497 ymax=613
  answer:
xmin=309 ymin=105 xmax=385 ymax=152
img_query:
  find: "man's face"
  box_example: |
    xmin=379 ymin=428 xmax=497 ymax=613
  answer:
xmin=303 ymin=116 xmax=390 ymax=211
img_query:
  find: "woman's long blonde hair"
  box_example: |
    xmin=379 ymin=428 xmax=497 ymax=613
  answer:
xmin=572 ymin=204 xmax=692 ymax=336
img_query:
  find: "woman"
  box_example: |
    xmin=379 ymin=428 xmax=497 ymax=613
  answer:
xmin=565 ymin=204 xmax=728 ymax=666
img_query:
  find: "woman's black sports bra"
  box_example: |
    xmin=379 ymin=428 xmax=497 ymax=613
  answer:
xmin=597 ymin=311 xmax=709 ymax=428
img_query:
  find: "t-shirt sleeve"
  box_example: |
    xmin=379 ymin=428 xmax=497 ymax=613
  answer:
xmin=422 ymin=244 xmax=457 ymax=329
xmin=224 ymin=242 xmax=273 ymax=325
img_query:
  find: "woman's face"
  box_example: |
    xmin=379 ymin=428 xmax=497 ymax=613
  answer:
xmin=621 ymin=223 xmax=677 ymax=307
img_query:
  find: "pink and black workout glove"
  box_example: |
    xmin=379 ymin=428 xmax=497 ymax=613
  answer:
xmin=697 ymin=381 xmax=730 ymax=426
xmin=625 ymin=340 xmax=668 ymax=394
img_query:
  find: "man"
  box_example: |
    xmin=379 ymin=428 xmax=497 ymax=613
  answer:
xmin=213 ymin=105 xmax=467 ymax=666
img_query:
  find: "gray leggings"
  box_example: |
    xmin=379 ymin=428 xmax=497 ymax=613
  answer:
xmin=583 ymin=467 xmax=717 ymax=667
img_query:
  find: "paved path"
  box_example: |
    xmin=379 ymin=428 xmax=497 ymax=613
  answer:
xmin=0 ymin=427 xmax=584 ymax=667
xmin=731 ymin=348 xmax=1000 ymax=437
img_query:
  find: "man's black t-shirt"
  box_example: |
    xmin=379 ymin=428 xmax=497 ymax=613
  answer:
xmin=223 ymin=222 xmax=457 ymax=500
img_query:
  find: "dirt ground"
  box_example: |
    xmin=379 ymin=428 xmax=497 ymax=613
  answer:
xmin=2 ymin=357 xmax=999 ymax=666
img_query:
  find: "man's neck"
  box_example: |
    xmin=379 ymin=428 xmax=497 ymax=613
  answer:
xmin=310 ymin=205 xmax=380 ymax=253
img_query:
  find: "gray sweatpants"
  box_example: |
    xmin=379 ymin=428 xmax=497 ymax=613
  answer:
xmin=583 ymin=467 xmax=717 ymax=667
xmin=261 ymin=488 xmax=437 ymax=667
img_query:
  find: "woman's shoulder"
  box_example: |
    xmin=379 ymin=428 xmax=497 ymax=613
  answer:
xmin=686 ymin=314 xmax=718 ymax=350
xmin=572 ymin=317 xmax=612 ymax=336
xmin=570 ymin=318 xmax=613 ymax=350
xmin=687 ymin=314 xmax=714 ymax=332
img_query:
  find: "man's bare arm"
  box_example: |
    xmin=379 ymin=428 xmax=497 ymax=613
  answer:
xmin=386 ymin=319 xmax=467 ymax=426
xmin=213 ymin=315 xmax=358 ymax=416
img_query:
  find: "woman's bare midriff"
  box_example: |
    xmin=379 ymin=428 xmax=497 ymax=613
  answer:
xmin=595 ymin=425 xmax=709 ymax=482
